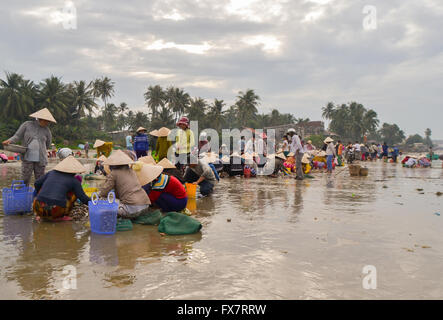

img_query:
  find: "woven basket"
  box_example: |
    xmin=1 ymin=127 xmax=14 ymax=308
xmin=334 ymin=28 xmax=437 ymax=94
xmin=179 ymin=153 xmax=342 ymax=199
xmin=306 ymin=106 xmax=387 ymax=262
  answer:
xmin=348 ymin=164 xmax=361 ymax=176
xmin=359 ymin=167 xmax=369 ymax=176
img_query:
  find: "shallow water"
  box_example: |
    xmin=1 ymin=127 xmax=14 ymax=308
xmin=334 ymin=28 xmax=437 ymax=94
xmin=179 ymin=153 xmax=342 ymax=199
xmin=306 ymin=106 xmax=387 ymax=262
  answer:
xmin=1 ymin=159 xmax=442 ymax=299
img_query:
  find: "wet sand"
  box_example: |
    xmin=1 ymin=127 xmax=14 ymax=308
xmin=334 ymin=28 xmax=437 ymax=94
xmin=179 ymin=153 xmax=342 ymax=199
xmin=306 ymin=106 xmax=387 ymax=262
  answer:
xmin=0 ymin=159 xmax=442 ymax=299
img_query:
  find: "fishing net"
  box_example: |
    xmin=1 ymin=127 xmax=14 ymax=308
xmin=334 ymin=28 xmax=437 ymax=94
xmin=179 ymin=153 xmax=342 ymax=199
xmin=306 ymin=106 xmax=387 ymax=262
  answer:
xmin=158 ymin=212 xmax=202 ymax=235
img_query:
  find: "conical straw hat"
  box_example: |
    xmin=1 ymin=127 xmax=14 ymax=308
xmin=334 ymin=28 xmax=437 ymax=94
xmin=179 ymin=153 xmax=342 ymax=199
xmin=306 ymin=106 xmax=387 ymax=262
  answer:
xmin=133 ymin=163 xmax=164 ymax=186
xmin=157 ymin=127 xmax=171 ymax=137
xmin=317 ymin=151 xmax=326 ymax=157
xmin=97 ymin=155 xmax=107 ymax=162
xmin=139 ymin=155 xmax=156 ymax=164
xmin=53 ymin=155 xmax=86 ymax=173
xmin=136 ymin=127 xmax=147 ymax=132
xmin=324 ymin=137 xmax=334 ymax=143
xmin=157 ymin=157 xmax=176 ymax=169
xmin=287 ymin=152 xmax=295 ymax=157
xmin=276 ymin=152 xmax=286 ymax=160
xmin=302 ymin=153 xmax=310 ymax=164
xmin=201 ymin=152 xmax=217 ymax=163
xmin=93 ymin=139 xmax=105 ymax=148
xmin=29 ymin=108 xmax=57 ymax=123
xmin=149 ymin=130 xmax=158 ymax=137
xmin=230 ymin=151 xmax=241 ymax=158
xmin=103 ymin=150 xmax=134 ymax=166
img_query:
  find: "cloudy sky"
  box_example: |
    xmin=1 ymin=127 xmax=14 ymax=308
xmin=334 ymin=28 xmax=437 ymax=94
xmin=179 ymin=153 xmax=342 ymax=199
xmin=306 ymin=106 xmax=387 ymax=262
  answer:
xmin=1 ymin=0 xmax=442 ymax=137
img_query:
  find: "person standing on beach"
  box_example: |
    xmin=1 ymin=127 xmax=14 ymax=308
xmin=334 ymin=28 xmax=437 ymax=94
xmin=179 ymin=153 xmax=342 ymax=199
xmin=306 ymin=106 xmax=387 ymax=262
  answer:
xmin=382 ymin=142 xmax=389 ymax=161
xmin=175 ymin=117 xmax=195 ymax=171
xmin=288 ymin=129 xmax=304 ymax=180
xmin=2 ymin=108 xmax=56 ymax=186
xmin=325 ymin=137 xmax=336 ymax=173
xmin=134 ymin=127 xmax=149 ymax=159
xmin=84 ymin=141 xmax=89 ymax=158
xmin=126 ymin=133 xmax=133 ymax=151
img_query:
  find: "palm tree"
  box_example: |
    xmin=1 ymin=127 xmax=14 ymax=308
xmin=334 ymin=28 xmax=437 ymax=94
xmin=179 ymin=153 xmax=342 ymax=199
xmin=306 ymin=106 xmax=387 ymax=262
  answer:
xmin=362 ymin=109 xmax=379 ymax=136
xmin=150 ymin=106 xmax=175 ymax=129
xmin=208 ymin=99 xmax=225 ymax=132
xmin=38 ymin=75 xmax=70 ymax=123
xmin=92 ymin=76 xmax=115 ymax=109
xmin=69 ymin=80 xmax=97 ymax=120
xmin=186 ymin=97 xmax=207 ymax=125
xmin=0 ymin=72 xmax=35 ymax=120
xmin=424 ymin=128 xmax=432 ymax=147
xmin=165 ymin=86 xmax=190 ymax=121
xmin=322 ymin=102 xmax=335 ymax=120
xmin=119 ymin=102 xmax=128 ymax=115
xmin=235 ymin=89 xmax=260 ymax=128
xmin=102 ymin=103 xmax=118 ymax=131
xmin=144 ymin=85 xmax=165 ymax=118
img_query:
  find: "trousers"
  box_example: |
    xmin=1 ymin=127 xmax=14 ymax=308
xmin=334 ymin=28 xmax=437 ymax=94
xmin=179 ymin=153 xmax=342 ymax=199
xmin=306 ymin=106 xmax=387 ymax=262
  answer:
xmin=22 ymin=160 xmax=46 ymax=186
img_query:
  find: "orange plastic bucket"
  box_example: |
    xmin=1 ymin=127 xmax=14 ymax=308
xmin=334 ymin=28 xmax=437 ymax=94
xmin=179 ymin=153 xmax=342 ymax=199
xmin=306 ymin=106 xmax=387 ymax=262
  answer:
xmin=186 ymin=198 xmax=197 ymax=211
xmin=185 ymin=183 xmax=197 ymax=199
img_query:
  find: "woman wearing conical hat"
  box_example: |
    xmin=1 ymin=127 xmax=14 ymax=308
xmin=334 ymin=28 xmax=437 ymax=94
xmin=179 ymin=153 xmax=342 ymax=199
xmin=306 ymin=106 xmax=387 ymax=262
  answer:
xmin=98 ymin=150 xmax=151 ymax=219
xmin=153 ymin=127 xmax=172 ymax=162
xmin=2 ymin=108 xmax=56 ymax=185
xmin=33 ymin=156 xmax=90 ymax=222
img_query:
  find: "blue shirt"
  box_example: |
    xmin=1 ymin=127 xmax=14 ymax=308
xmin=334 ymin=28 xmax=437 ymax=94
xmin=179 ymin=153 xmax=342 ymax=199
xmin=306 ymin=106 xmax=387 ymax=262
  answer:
xmin=134 ymin=133 xmax=149 ymax=151
xmin=126 ymin=135 xmax=132 ymax=148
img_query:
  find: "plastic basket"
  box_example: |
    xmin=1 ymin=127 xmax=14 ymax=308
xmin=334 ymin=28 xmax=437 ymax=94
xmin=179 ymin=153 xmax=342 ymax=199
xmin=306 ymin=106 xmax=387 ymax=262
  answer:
xmin=2 ymin=180 xmax=34 ymax=215
xmin=185 ymin=183 xmax=197 ymax=199
xmin=88 ymin=191 xmax=118 ymax=235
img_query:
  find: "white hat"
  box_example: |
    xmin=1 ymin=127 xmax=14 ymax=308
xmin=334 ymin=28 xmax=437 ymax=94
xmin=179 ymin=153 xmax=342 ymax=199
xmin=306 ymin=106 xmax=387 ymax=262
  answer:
xmin=57 ymin=148 xmax=73 ymax=160
xmin=287 ymin=128 xmax=296 ymax=133
xmin=103 ymin=150 xmax=134 ymax=166
xmin=132 ymin=162 xmax=164 ymax=186
xmin=156 ymin=127 xmax=171 ymax=137
xmin=136 ymin=127 xmax=147 ymax=132
xmin=157 ymin=157 xmax=176 ymax=169
xmin=230 ymin=151 xmax=241 ymax=157
xmin=53 ymin=156 xmax=86 ymax=174
xmin=200 ymin=132 xmax=207 ymax=138
xmin=324 ymin=137 xmax=334 ymax=143
xmin=93 ymin=139 xmax=105 ymax=148
xmin=138 ymin=155 xmax=156 ymax=165
xmin=29 ymin=108 xmax=57 ymax=123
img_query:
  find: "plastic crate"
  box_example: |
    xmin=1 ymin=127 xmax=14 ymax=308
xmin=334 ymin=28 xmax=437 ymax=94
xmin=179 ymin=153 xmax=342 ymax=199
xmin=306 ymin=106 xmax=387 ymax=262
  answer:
xmin=2 ymin=180 xmax=34 ymax=215
xmin=88 ymin=191 xmax=118 ymax=235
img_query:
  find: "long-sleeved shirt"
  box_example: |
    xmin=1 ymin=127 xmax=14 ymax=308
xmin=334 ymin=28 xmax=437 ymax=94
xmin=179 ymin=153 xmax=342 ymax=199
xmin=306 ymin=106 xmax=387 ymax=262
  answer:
xmin=99 ymin=167 xmax=150 ymax=205
xmin=34 ymin=170 xmax=90 ymax=207
xmin=9 ymin=120 xmax=52 ymax=166
xmin=155 ymin=137 xmax=172 ymax=161
xmin=326 ymin=143 xmax=337 ymax=157
xmin=134 ymin=133 xmax=149 ymax=151
xmin=147 ymin=175 xmax=187 ymax=203
xmin=290 ymin=134 xmax=303 ymax=154
xmin=175 ymin=129 xmax=195 ymax=154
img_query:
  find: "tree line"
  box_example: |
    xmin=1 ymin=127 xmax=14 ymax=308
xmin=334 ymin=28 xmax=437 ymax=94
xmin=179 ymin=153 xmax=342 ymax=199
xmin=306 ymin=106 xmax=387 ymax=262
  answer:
xmin=322 ymin=102 xmax=433 ymax=147
xmin=0 ymin=71 xmax=433 ymax=148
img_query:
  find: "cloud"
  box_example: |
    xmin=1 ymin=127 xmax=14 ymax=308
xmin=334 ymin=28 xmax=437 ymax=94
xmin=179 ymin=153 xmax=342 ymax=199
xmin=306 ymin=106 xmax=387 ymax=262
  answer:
xmin=1 ymin=0 xmax=442 ymax=137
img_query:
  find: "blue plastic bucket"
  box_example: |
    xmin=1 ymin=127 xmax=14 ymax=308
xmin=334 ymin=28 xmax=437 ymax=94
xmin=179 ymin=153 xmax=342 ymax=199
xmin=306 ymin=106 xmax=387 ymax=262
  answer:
xmin=2 ymin=180 xmax=34 ymax=215
xmin=88 ymin=192 xmax=118 ymax=235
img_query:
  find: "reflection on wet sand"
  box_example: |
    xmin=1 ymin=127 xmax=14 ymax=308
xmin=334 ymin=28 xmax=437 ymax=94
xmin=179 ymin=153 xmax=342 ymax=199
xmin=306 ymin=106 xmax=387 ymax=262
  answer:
xmin=1 ymin=159 xmax=443 ymax=299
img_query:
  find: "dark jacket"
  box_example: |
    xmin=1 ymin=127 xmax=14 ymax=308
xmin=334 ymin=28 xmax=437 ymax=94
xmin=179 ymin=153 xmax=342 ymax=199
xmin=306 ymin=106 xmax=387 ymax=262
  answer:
xmin=34 ymin=170 xmax=90 ymax=207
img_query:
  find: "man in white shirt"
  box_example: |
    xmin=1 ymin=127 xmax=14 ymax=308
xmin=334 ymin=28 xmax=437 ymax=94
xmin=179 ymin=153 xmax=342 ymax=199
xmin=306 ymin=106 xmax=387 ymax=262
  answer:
xmin=288 ymin=129 xmax=304 ymax=180
xmin=353 ymin=141 xmax=361 ymax=160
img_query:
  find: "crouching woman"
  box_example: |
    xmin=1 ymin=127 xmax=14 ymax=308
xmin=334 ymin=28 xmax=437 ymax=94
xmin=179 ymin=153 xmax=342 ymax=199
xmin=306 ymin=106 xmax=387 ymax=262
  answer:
xmin=141 ymin=164 xmax=188 ymax=212
xmin=33 ymin=156 xmax=90 ymax=221
xmin=184 ymin=155 xmax=217 ymax=196
xmin=99 ymin=150 xmax=150 ymax=219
